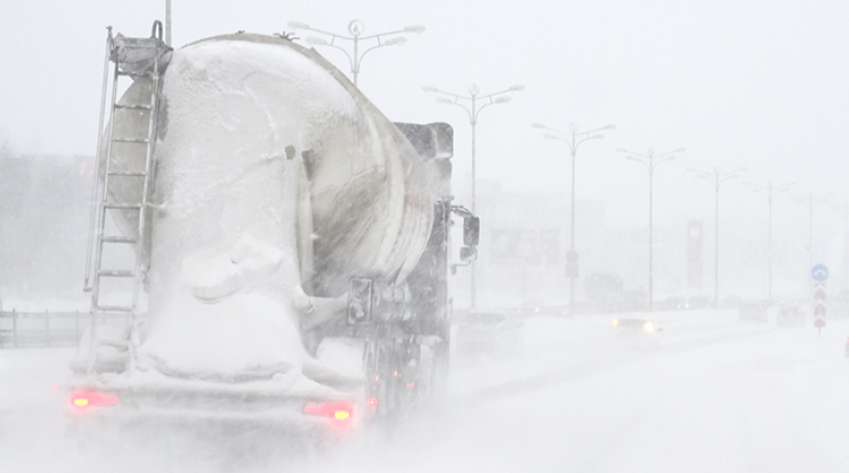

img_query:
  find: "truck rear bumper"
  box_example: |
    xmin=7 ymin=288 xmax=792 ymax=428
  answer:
xmin=65 ymin=382 xmax=363 ymax=443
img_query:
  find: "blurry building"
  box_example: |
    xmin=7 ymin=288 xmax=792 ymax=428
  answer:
xmin=0 ymin=154 xmax=94 ymax=305
xmin=472 ymin=180 xmax=608 ymax=308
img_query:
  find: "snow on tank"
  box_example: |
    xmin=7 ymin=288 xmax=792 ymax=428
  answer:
xmin=103 ymin=33 xmax=438 ymax=383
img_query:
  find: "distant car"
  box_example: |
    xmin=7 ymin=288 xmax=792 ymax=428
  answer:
xmin=611 ymin=318 xmax=661 ymax=350
xmin=454 ymin=311 xmax=523 ymax=358
xmin=520 ymin=300 xmax=568 ymax=316
xmin=658 ymin=297 xmax=687 ymax=311
xmin=687 ymin=296 xmax=713 ymax=310
xmin=739 ymin=302 xmax=768 ymax=322
xmin=776 ymin=303 xmax=805 ymax=326
xmin=611 ymin=318 xmax=661 ymax=333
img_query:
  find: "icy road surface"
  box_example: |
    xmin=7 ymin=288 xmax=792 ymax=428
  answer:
xmin=2 ymin=309 xmax=849 ymax=472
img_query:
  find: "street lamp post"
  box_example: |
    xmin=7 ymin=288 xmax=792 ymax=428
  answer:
xmin=532 ymin=122 xmax=616 ymax=316
xmin=790 ymin=192 xmax=831 ymax=276
xmin=618 ymin=147 xmax=685 ymax=311
xmin=165 ymin=0 xmax=172 ymax=46
xmin=422 ymin=83 xmax=525 ymax=309
xmin=688 ymin=167 xmax=746 ymax=307
xmin=747 ymin=181 xmax=795 ymax=301
xmin=826 ymin=202 xmax=849 ymax=293
xmin=288 ymin=20 xmax=425 ymax=86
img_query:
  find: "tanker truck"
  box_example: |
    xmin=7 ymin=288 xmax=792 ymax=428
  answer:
xmin=67 ymin=20 xmax=479 ymax=437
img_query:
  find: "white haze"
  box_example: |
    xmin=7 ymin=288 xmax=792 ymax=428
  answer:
xmin=3 ymin=1 xmax=849 ymax=472
xmin=4 ymin=313 xmax=849 ymax=472
xmin=3 ymin=0 xmax=849 ymax=301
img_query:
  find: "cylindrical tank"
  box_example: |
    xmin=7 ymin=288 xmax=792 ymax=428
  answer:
xmin=109 ymin=34 xmax=437 ymax=296
xmin=106 ymin=34 xmax=437 ymax=379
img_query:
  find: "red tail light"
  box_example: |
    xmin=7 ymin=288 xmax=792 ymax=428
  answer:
xmin=69 ymin=390 xmax=119 ymax=410
xmin=303 ymin=401 xmax=354 ymax=421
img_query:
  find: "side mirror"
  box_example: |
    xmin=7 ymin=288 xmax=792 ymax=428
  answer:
xmin=431 ymin=122 xmax=454 ymax=159
xmin=459 ymin=246 xmax=477 ymax=262
xmin=463 ymin=216 xmax=480 ymax=246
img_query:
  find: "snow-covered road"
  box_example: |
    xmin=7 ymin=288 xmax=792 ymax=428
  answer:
xmin=2 ymin=309 xmax=848 ymax=472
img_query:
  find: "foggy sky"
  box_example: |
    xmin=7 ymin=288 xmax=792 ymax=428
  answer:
xmin=2 ymin=0 xmax=848 ymax=255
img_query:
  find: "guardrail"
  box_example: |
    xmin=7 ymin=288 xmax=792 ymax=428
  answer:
xmin=0 ymin=310 xmax=88 ymax=348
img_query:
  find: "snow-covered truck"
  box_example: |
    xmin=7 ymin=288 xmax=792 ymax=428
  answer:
xmin=67 ymin=21 xmax=478 ymax=437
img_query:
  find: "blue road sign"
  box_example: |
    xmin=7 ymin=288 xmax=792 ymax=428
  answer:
xmin=812 ymin=264 xmax=829 ymax=282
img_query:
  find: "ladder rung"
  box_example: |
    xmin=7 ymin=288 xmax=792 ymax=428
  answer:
xmin=117 ymin=70 xmax=153 ymax=78
xmin=95 ymin=305 xmax=135 ymax=313
xmin=98 ymin=340 xmax=130 ymax=349
xmin=112 ymin=137 xmax=150 ymax=143
xmin=102 ymin=203 xmax=142 ymax=210
xmin=98 ymin=270 xmax=135 ymax=278
xmin=114 ymin=104 xmax=152 ymax=111
xmin=101 ymin=235 xmax=137 ymax=244
xmin=108 ymin=170 xmax=147 ymax=177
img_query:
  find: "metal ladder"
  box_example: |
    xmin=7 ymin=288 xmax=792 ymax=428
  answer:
xmin=83 ymin=21 xmax=169 ymax=375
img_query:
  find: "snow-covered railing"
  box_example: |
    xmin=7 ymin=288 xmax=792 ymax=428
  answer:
xmin=0 ymin=311 xmax=89 ymax=348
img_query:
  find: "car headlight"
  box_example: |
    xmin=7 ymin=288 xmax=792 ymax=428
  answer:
xmin=643 ymin=321 xmax=656 ymax=333
xmin=612 ymin=319 xmax=620 ymax=328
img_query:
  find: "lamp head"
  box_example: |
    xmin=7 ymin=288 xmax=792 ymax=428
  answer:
xmin=384 ymin=37 xmax=407 ymax=46
xmin=422 ymin=86 xmax=438 ymax=93
xmin=494 ymin=96 xmax=512 ymax=104
xmin=435 ymin=97 xmax=453 ymax=104
xmin=287 ymin=21 xmax=309 ymax=30
xmin=404 ymin=25 xmax=426 ymax=34
xmin=509 ymin=84 xmax=526 ymax=91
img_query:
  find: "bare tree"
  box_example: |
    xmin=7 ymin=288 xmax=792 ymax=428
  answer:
xmin=0 ymin=129 xmax=13 ymax=159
